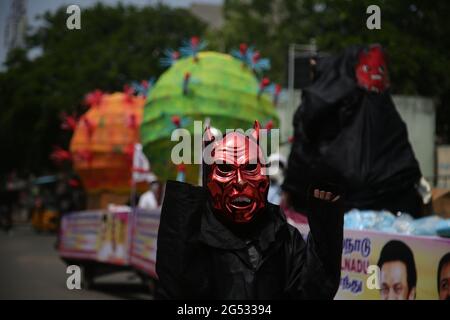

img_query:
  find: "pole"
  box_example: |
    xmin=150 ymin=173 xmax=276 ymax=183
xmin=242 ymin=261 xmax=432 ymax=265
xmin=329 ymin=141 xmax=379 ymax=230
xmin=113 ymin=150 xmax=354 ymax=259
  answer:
xmin=288 ymin=43 xmax=296 ymax=113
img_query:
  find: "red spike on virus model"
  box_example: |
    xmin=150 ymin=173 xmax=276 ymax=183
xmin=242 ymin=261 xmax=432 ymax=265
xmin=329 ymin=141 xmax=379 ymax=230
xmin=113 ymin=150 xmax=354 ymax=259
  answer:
xmin=61 ymin=113 xmax=78 ymax=131
xmin=84 ymin=90 xmax=103 ymax=108
xmin=240 ymin=43 xmax=248 ymax=55
xmin=258 ymin=77 xmax=270 ymax=98
xmin=171 ymin=115 xmax=181 ymax=128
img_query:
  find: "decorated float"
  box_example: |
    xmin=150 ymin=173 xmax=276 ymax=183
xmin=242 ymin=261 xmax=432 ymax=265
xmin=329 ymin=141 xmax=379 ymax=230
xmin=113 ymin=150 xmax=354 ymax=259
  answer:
xmin=141 ymin=38 xmax=280 ymax=184
xmin=69 ymin=90 xmax=147 ymax=207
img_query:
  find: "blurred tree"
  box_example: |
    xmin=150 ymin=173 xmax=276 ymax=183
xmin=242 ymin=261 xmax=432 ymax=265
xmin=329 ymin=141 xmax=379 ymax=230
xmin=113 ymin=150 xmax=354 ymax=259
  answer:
xmin=220 ymin=0 xmax=450 ymax=141
xmin=0 ymin=3 xmax=207 ymax=176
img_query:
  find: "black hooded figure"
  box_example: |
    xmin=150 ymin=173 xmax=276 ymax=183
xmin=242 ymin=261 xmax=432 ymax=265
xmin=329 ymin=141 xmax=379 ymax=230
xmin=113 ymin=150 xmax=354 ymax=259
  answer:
xmin=282 ymin=45 xmax=423 ymax=217
xmin=155 ymin=123 xmax=344 ymax=300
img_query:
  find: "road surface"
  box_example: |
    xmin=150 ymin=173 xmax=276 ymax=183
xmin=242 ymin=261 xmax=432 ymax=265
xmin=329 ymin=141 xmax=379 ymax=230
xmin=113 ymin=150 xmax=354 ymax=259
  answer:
xmin=0 ymin=225 xmax=153 ymax=300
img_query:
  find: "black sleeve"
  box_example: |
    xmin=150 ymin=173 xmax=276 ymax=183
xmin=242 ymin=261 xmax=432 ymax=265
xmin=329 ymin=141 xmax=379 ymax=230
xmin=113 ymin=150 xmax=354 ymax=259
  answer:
xmin=307 ymin=196 xmax=344 ymax=292
xmin=155 ymin=181 xmax=206 ymax=300
xmin=284 ymin=196 xmax=344 ymax=299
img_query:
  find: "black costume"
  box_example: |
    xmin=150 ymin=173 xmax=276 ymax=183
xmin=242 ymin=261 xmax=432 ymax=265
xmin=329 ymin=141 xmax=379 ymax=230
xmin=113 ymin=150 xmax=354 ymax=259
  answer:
xmin=282 ymin=45 xmax=423 ymax=217
xmin=155 ymin=180 xmax=344 ymax=299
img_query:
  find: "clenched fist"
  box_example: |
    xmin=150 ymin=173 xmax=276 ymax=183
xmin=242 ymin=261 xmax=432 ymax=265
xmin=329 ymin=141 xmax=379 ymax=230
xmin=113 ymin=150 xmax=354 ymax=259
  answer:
xmin=313 ymin=189 xmax=340 ymax=202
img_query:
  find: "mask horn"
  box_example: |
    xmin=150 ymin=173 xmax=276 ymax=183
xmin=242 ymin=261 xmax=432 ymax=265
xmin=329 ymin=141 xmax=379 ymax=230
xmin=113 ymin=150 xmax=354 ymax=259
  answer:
xmin=204 ymin=125 xmax=215 ymax=147
xmin=251 ymin=120 xmax=260 ymax=144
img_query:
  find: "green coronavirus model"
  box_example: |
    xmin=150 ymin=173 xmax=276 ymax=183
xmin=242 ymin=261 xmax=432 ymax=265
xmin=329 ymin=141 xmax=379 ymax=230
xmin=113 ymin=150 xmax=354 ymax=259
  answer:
xmin=141 ymin=41 xmax=279 ymax=185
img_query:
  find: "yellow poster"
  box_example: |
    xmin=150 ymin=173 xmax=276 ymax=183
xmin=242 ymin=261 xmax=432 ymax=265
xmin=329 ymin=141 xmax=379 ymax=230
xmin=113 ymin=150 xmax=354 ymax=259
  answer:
xmin=335 ymin=229 xmax=450 ymax=300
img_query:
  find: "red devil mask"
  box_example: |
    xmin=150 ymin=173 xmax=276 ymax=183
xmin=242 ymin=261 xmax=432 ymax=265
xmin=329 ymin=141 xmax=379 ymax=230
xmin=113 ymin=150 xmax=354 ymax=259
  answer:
xmin=203 ymin=121 xmax=269 ymax=224
xmin=355 ymin=45 xmax=390 ymax=93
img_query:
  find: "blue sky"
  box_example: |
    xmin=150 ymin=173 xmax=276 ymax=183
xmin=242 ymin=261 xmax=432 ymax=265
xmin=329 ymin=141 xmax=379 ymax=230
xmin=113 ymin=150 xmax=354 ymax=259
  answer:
xmin=0 ymin=0 xmax=223 ymax=67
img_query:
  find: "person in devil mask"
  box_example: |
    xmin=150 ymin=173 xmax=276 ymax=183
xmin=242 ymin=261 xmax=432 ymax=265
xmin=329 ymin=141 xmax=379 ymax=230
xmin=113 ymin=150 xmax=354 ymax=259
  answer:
xmin=282 ymin=45 xmax=423 ymax=217
xmin=155 ymin=121 xmax=344 ymax=300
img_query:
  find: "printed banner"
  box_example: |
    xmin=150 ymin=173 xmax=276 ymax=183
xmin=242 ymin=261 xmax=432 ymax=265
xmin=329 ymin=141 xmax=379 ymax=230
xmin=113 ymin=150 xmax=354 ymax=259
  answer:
xmin=334 ymin=229 xmax=450 ymax=300
xmin=129 ymin=208 xmax=160 ymax=278
xmin=97 ymin=205 xmax=130 ymax=265
xmin=59 ymin=207 xmax=131 ymax=265
xmin=60 ymin=208 xmax=450 ymax=300
xmin=287 ymin=216 xmax=450 ymax=300
xmin=58 ymin=210 xmax=104 ymax=260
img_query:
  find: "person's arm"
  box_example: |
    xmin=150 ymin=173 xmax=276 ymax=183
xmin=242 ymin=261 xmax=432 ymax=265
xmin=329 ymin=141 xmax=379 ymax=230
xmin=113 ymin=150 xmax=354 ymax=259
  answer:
xmin=285 ymin=188 xmax=344 ymax=299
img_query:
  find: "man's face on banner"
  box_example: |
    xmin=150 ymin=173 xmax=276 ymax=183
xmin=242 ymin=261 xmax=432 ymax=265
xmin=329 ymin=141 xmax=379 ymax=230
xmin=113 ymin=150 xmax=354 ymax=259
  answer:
xmin=438 ymin=262 xmax=450 ymax=300
xmin=206 ymin=131 xmax=269 ymax=224
xmin=380 ymin=261 xmax=415 ymax=300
